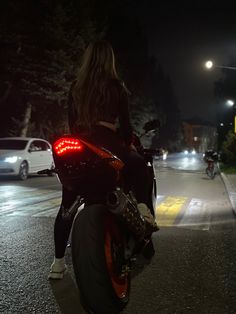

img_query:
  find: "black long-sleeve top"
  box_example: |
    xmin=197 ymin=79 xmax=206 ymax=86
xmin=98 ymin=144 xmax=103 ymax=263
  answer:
xmin=67 ymin=78 xmax=133 ymax=145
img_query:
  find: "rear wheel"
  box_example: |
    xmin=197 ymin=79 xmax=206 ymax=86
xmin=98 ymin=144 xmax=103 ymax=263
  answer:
xmin=18 ymin=161 xmax=28 ymax=180
xmin=72 ymin=205 xmax=130 ymax=314
xmin=206 ymin=167 xmax=215 ymax=179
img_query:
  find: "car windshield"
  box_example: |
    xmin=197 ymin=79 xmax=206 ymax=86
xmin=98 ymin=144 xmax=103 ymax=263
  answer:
xmin=0 ymin=139 xmax=28 ymax=150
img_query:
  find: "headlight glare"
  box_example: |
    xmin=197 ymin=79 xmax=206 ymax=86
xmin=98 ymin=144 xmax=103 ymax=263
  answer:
xmin=4 ymin=156 xmax=18 ymax=163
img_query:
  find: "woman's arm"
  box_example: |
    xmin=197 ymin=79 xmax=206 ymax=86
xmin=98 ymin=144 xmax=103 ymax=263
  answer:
xmin=117 ymin=84 xmax=133 ymax=145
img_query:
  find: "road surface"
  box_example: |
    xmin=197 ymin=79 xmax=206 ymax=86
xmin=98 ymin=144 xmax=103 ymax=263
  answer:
xmin=1 ymin=153 xmax=236 ymax=313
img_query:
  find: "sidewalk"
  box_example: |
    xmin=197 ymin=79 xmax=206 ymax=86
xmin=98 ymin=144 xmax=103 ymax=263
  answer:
xmin=220 ymin=172 xmax=236 ymax=215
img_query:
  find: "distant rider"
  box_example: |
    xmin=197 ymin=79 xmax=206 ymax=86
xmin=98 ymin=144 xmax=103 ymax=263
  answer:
xmin=203 ymin=149 xmax=219 ymax=163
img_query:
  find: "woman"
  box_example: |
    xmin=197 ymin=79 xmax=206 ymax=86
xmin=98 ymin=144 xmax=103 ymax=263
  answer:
xmin=48 ymin=40 xmax=157 ymax=279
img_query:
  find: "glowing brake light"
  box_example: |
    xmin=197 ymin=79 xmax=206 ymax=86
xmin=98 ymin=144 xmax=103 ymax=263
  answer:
xmin=53 ymin=137 xmax=83 ymax=155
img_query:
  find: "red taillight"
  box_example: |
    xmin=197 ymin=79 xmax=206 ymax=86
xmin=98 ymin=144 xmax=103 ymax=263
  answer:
xmin=53 ymin=137 xmax=83 ymax=156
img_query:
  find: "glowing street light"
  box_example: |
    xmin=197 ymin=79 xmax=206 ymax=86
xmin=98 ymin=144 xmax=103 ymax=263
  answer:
xmin=204 ymin=60 xmax=236 ymax=70
xmin=226 ymin=99 xmax=235 ymax=107
xmin=205 ymin=60 xmax=213 ymax=69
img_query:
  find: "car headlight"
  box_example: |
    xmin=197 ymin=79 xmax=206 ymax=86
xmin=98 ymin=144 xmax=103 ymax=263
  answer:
xmin=184 ymin=150 xmax=188 ymax=155
xmin=4 ymin=156 xmax=18 ymax=163
xmin=191 ymin=150 xmax=196 ymax=155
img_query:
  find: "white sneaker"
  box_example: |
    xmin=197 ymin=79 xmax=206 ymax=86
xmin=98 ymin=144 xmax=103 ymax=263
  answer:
xmin=48 ymin=257 xmax=67 ymax=280
xmin=137 ymin=203 xmax=156 ymax=225
xmin=137 ymin=203 xmax=159 ymax=234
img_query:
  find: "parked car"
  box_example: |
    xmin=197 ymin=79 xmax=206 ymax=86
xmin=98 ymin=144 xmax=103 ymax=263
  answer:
xmin=0 ymin=137 xmax=54 ymax=180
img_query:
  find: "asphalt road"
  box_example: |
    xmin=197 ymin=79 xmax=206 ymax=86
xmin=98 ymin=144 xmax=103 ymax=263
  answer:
xmin=1 ymin=153 xmax=236 ymax=314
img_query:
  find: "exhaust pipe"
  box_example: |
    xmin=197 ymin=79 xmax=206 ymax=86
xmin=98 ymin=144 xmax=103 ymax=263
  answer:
xmin=107 ymin=189 xmax=146 ymax=239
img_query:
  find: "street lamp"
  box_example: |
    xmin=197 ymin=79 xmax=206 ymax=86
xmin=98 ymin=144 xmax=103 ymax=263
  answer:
xmin=226 ymin=99 xmax=235 ymax=107
xmin=205 ymin=60 xmax=236 ymax=133
xmin=219 ymin=100 xmax=236 ymax=134
xmin=205 ymin=60 xmax=213 ymax=69
xmin=224 ymin=99 xmax=236 ymax=132
xmin=205 ymin=60 xmax=236 ymax=70
xmin=225 ymin=100 xmax=236 ymax=133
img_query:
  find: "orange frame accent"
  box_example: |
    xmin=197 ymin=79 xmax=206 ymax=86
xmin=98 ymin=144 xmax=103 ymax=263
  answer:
xmin=80 ymin=139 xmax=124 ymax=171
xmin=104 ymin=214 xmax=128 ymax=299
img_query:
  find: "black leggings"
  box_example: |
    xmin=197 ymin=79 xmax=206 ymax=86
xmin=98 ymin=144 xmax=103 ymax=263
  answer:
xmin=54 ymin=126 xmax=150 ymax=258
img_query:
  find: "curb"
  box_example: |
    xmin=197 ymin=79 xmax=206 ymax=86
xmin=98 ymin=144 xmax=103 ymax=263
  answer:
xmin=220 ymin=172 xmax=236 ymax=215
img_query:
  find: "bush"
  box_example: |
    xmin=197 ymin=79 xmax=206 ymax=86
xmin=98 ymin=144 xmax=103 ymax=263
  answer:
xmin=221 ymin=131 xmax=236 ymax=165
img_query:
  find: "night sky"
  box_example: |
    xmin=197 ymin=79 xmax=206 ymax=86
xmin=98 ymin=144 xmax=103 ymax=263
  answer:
xmin=136 ymin=2 xmax=236 ymax=123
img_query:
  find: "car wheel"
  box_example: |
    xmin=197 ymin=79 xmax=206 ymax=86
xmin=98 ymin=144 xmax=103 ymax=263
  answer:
xmin=18 ymin=161 xmax=28 ymax=180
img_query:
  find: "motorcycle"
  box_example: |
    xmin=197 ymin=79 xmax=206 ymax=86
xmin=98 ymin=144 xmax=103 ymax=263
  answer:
xmin=40 ymin=128 xmax=159 ymax=314
xmin=205 ymin=158 xmax=218 ymax=179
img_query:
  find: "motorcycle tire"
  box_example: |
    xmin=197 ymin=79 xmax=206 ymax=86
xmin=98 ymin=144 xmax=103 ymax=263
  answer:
xmin=206 ymin=168 xmax=215 ymax=179
xmin=71 ymin=204 xmax=130 ymax=314
xmin=142 ymin=238 xmax=155 ymax=259
xmin=147 ymin=165 xmax=157 ymax=216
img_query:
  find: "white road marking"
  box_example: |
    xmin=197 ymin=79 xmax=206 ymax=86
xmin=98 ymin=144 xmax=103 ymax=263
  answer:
xmin=178 ymin=198 xmax=210 ymax=230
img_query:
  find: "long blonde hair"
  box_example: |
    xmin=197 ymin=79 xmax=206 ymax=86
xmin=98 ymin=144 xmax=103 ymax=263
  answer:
xmin=72 ymin=40 xmax=120 ymax=129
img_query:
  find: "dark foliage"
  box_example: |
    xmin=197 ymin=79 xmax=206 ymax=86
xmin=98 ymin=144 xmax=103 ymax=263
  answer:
xmin=0 ymin=0 xmax=182 ymax=149
xmin=214 ymin=58 xmax=236 ymax=149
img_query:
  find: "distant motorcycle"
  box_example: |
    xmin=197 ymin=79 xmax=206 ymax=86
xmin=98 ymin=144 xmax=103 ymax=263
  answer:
xmin=203 ymin=150 xmax=219 ymax=180
xmin=205 ymin=158 xmax=217 ymax=179
xmin=39 ymin=127 xmax=159 ymax=313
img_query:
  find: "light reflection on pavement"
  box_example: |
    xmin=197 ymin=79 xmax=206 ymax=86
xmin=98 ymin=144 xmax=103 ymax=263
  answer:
xmin=157 ymin=152 xmax=205 ymax=172
xmin=0 ymin=153 xmax=233 ymax=231
xmin=0 ymin=185 xmax=62 ymax=217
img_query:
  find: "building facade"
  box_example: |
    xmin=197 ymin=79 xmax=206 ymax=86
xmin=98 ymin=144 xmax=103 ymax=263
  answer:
xmin=182 ymin=120 xmax=217 ymax=153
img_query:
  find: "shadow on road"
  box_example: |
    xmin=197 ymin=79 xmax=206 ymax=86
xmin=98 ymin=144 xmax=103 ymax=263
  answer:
xmin=49 ymin=273 xmax=86 ymax=314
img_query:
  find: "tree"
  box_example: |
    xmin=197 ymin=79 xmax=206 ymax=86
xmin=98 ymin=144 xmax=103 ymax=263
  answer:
xmin=155 ymin=76 xmax=182 ymax=151
xmin=129 ymin=95 xmax=163 ymax=148
xmin=221 ymin=131 xmax=236 ymax=165
xmin=0 ymin=0 xmax=182 ymax=147
xmin=214 ymin=58 xmax=236 ymax=149
xmin=0 ymin=0 xmax=104 ymax=138
xmin=106 ymin=10 xmax=182 ymax=149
